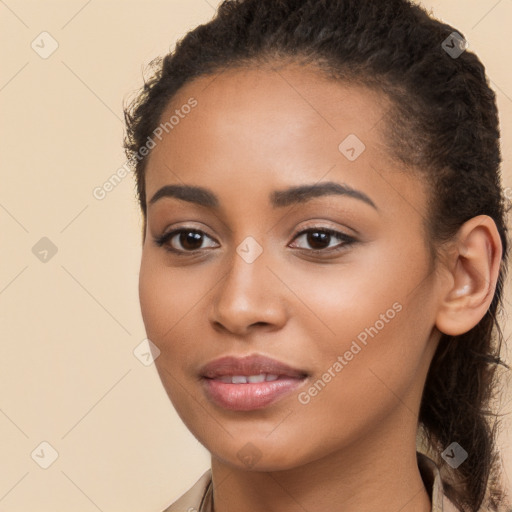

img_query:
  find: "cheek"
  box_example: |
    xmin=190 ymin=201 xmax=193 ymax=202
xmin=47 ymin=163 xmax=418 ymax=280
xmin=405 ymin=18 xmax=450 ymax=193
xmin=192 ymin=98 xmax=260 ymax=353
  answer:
xmin=138 ymin=252 xmax=215 ymax=381
xmin=285 ymin=255 xmax=408 ymax=346
xmin=138 ymin=256 xmax=166 ymax=338
xmin=138 ymin=255 xmax=201 ymax=415
xmin=294 ymin=246 xmax=435 ymax=405
xmin=138 ymin=252 xmax=200 ymax=342
xmin=285 ymin=305 xmax=434 ymax=467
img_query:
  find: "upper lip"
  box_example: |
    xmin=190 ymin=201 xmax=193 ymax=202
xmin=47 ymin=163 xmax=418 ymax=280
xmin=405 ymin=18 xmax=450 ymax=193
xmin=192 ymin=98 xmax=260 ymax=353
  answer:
xmin=200 ymin=354 xmax=308 ymax=379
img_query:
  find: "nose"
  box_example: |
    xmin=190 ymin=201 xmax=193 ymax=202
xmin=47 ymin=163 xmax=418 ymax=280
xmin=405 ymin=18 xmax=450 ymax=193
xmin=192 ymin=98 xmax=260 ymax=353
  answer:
xmin=208 ymin=244 xmax=288 ymax=337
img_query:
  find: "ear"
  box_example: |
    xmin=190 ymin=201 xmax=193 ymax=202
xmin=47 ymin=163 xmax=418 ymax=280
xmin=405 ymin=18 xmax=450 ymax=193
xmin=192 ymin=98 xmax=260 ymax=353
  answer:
xmin=435 ymin=215 xmax=503 ymax=336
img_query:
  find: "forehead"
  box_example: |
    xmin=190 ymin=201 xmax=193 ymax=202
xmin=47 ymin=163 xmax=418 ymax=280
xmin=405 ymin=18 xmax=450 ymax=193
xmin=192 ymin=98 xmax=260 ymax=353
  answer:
xmin=162 ymin=63 xmax=390 ymax=145
xmin=143 ymin=63 xmax=426 ymax=219
xmin=148 ymin=65 xmax=389 ymax=178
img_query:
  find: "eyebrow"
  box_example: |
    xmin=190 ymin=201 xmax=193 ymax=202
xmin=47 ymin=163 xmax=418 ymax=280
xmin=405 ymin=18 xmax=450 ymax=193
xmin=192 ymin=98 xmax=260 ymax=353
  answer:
xmin=148 ymin=181 xmax=377 ymax=210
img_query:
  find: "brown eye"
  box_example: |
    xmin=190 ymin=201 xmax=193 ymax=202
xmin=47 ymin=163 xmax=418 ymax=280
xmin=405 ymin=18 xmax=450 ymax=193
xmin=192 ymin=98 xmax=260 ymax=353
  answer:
xmin=154 ymin=228 xmax=218 ymax=254
xmin=177 ymin=230 xmax=204 ymax=251
xmin=306 ymin=231 xmax=331 ymax=250
xmin=290 ymin=228 xmax=356 ymax=253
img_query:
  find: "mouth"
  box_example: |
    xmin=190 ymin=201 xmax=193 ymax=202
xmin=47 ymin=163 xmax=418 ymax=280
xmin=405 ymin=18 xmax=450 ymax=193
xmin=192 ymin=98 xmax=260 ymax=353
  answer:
xmin=200 ymin=354 xmax=309 ymax=411
xmin=214 ymin=373 xmax=282 ymax=383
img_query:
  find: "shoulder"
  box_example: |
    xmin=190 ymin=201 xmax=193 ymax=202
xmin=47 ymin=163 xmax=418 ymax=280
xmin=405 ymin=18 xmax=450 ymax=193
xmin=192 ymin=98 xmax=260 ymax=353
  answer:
xmin=161 ymin=470 xmax=212 ymax=512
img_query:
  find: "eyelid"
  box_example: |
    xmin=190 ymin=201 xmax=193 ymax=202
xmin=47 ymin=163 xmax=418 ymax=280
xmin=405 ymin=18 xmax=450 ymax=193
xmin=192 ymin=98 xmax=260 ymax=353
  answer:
xmin=292 ymin=219 xmax=358 ymax=239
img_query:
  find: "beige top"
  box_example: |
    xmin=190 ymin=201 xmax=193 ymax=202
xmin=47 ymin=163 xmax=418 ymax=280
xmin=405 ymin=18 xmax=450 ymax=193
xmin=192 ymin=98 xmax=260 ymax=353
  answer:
xmin=162 ymin=452 xmax=460 ymax=512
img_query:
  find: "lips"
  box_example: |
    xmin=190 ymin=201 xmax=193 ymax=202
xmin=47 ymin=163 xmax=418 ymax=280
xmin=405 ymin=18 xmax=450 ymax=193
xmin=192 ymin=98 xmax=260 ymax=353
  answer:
xmin=201 ymin=354 xmax=307 ymax=379
xmin=200 ymin=354 xmax=308 ymax=411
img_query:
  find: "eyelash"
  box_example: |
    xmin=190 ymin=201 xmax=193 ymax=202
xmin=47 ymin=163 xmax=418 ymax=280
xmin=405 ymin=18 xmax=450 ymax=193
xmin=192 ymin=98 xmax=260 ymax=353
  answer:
xmin=153 ymin=225 xmax=357 ymax=257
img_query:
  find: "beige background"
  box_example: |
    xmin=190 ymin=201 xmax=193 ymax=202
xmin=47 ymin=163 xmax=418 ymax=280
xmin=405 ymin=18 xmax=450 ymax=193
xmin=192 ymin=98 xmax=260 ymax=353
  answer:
xmin=0 ymin=0 xmax=511 ymax=510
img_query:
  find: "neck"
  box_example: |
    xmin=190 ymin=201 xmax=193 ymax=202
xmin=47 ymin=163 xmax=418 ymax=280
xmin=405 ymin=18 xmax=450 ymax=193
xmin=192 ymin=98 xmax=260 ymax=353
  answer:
xmin=209 ymin=408 xmax=432 ymax=512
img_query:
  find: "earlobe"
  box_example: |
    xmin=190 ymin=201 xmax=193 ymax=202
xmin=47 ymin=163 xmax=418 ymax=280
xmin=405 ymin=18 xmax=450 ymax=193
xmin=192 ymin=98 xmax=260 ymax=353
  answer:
xmin=435 ymin=215 xmax=502 ymax=337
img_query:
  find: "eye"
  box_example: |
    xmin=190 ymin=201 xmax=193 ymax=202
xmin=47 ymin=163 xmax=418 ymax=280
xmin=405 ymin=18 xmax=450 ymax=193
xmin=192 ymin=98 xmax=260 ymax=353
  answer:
xmin=289 ymin=227 xmax=356 ymax=254
xmin=153 ymin=225 xmax=356 ymax=256
xmin=153 ymin=228 xmax=218 ymax=254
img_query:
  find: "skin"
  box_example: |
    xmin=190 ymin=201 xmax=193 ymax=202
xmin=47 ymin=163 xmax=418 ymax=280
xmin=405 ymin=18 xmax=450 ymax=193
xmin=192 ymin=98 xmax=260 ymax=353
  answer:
xmin=138 ymin=63 xmax=502 ymax=512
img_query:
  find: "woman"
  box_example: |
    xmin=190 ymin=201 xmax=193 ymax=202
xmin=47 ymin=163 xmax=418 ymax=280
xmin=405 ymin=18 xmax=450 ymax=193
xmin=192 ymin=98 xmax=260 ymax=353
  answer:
xmin=123 ymin=0 xmax=511 ymax=510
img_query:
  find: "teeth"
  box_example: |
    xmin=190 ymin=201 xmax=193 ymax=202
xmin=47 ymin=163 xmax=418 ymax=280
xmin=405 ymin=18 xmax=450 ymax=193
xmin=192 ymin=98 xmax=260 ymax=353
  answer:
xmin=217 ymin=374 xmax=281 ymax=383
xmin=247 ymin=374 xmax=266 ymax=383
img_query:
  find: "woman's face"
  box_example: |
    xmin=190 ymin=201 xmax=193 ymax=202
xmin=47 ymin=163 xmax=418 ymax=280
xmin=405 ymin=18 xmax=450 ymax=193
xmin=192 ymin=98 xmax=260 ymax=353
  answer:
xmin=139 ymin=64 xmax=443 ymax=470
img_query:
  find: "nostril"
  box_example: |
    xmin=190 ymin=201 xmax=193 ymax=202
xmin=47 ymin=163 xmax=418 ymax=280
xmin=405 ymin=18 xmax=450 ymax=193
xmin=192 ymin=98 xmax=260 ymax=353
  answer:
xmin=251 ymin=321 xmax=270 ymax=328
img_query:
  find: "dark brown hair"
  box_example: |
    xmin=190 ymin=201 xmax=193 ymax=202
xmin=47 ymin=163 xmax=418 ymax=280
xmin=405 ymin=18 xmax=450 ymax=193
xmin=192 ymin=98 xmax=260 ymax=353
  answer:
xmin=123 ymin=1 xmax=511 ymax=510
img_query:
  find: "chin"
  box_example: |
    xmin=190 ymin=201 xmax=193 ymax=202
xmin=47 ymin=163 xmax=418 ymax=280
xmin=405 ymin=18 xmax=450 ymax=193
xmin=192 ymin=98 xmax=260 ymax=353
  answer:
xmin=204 ymin=435 xmax=317 ymax=472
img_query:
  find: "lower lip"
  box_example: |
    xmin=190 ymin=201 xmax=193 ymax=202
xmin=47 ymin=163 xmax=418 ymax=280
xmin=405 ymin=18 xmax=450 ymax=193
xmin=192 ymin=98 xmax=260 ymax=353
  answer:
xmin=202 ymin=377 xmax=305 ymax=411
